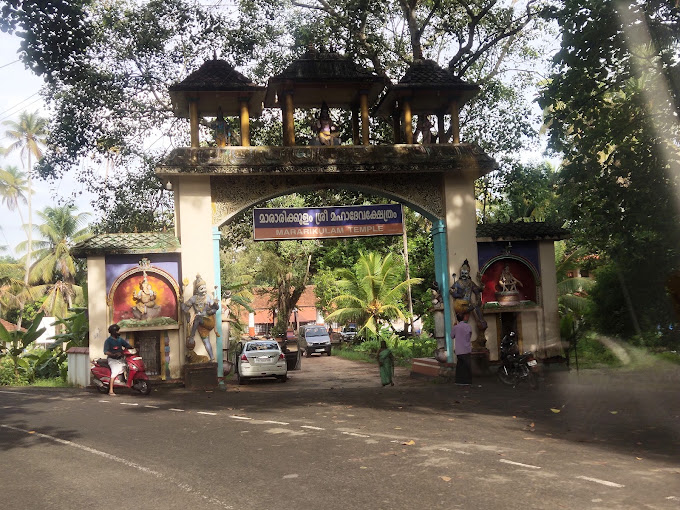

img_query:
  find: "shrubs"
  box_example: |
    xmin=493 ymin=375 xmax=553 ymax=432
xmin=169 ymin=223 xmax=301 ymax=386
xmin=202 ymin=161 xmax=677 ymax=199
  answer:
xmin=349 ymin=329 xmax=437 ymax=365
xmin=0 ymin=358 xmax=28 ymax=386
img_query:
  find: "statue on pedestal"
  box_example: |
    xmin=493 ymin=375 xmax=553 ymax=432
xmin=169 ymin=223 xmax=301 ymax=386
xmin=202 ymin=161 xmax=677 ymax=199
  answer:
xmin=211 ymin=107 xmax=231 ymax=147
xmin=414 ymin=115 xmax=435 ymax=144
xmin=450 ymin=259 xmax=488 ymax=349
xmin=496 ymin=263 xmax=523 ymax=307
xmin=181 ymin=274 xmax=219 ymax=362
xmin=312 ymin=101 xmax=341 ymax=145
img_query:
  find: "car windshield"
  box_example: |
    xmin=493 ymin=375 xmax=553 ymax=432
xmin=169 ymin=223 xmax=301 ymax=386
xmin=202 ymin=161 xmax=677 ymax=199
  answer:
xmin=246 ymin=341 xmax=279 ymax=351
xmin=306 ymin=327 xmax=327 ymax=337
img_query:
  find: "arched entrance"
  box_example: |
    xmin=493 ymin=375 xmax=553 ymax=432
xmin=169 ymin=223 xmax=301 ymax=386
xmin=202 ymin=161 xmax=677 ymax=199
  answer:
xmin=156 ymin=143 xmax=498 ymax=374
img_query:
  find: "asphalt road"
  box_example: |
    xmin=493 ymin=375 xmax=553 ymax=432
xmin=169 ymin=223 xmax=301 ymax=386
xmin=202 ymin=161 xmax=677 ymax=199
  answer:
xmin=1 ymin=355 xmax=679 ymax=510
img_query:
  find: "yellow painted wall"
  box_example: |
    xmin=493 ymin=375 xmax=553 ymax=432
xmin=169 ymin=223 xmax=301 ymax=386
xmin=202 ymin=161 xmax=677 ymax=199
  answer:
xmin=538 ymin=240 xmax=563 ymax=357
xmin=87 ymin=256 xmax=108 ymax=359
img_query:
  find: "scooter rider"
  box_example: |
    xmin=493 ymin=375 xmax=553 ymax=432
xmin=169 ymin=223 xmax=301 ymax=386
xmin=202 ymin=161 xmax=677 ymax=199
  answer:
xmin=104 ymin=324 xmax=132 ymax=396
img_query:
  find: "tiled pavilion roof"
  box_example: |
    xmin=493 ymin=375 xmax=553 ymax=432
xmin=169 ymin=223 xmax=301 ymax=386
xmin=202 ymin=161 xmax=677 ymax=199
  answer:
xmin=168 ymin=58 xmax=267 ymax=117
xmin=72 ymin=232 xmax=181 ymax=257
xmin=169 ymin=58 xmax=262 ymax=92
xmin=476 ymin=222 xmax=570 ymax=241
xmin=375 ymin=59 xmax=479 ymax=116
xmin=264 ymin=48 xmax=388 ymax=108
xmin=273 ymin=48 xmax=383 ymax=82
xmin=397 ymin=59 xmax=473 ymax=88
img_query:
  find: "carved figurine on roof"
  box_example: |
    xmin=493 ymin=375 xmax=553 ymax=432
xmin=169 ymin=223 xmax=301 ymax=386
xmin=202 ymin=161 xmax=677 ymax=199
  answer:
xmin=181 ymin=274 xmax=219 ymax=362
xmin=211 ymin=106 xmax=232 ymax=147
xmin=414 ymin=115 xmax=435 ymax=144
xmin=312 ymin=101 xmax=341 ymax=145
xmin=450 ymin=259 xmax=488 ymax=348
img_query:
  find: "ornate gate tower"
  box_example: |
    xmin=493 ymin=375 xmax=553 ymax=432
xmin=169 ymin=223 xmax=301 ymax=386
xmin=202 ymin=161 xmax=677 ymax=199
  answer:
xmin=155 ymin=51 xmax=498 ymax=380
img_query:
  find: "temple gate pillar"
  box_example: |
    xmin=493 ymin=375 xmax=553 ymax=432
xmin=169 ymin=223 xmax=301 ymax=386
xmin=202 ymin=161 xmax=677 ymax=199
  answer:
xmin=432 ymin=220 xmax=453 ymax=362
xmin=443 ymin=173 xmax=481 ymax=345
xmin=175 ymin=175 xmax=216 ymax=361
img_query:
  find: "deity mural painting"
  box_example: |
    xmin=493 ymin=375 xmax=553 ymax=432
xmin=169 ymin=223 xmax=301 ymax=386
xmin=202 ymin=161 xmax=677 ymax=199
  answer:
xmin=132 ymin=272 xmax=161 ymax=319
xmin=111 ymin=271 xmax=178 ymax=323
xmin=181 ymin=274 xmax=219 ymax=362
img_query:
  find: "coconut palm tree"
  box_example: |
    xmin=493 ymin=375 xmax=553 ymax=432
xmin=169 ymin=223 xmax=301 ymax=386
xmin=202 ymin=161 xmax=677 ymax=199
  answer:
xmin=326 ymin=251 xmax=423 ymax=340
xmin=2 ymin=111 xmax=47 ymax=312
xmin=0 ymin=165 xmax=30 ymax=237
xmin=16 ymin=204 xmax=90 ymax=318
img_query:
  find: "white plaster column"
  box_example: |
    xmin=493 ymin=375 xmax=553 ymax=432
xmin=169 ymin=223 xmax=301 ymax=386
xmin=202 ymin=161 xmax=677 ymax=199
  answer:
xmin=443 ymin=173 xmax=482 ymax=343
xmin=175 ymin=175 xmax=216 ymax=360
xmin=538 ymin=240 xmax=562 ymax=357
xmin=87 ymin=256 xmax=108 ymax=358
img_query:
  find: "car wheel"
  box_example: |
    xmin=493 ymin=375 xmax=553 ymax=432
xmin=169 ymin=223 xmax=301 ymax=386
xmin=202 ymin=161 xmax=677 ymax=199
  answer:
xmin=306 ymin=349 xmax=312 ymax=358
xmin=237 ymin=372 xmax=247 ymax=385
xmin=279 ymin=375 xmax=288 ymax=383
xmin=327 ymin=349 xmax=332 ymax=356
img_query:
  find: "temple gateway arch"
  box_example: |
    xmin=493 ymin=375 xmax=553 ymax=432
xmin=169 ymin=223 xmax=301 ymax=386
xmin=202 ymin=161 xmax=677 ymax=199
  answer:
xmin=75 ymin=53 xmax=563 ymax=386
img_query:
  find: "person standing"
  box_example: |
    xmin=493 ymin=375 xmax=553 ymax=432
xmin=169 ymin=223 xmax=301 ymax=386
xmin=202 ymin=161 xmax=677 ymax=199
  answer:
xmin=453 ymin=313 xmax=472 ymax=385
xmin=378 ymin=340 xmax=395 ymax=386
xmin=104 ymin=324 xmax=132 ymax=396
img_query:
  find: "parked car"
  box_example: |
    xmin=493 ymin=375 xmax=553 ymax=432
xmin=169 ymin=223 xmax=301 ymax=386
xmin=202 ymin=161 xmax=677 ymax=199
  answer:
xmin=299 ymin=325 xmax=332 ymax=357
xmin=233 ymin=339 xmax=288 ymax=384
xmin=340 ymin=325 xmax=358 ymax=343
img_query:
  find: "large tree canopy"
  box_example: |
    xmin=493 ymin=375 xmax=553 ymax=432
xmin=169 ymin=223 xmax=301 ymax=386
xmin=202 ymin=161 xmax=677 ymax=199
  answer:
xmin=540 ymin=0 xmax=680 ymax=337
xmin=3 ymin=0 xmax=552 ymax=181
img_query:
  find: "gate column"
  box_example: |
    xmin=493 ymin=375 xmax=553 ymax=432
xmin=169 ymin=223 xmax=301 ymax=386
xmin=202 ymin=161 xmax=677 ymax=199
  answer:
xmin=443 ymin=173 xmax=481 ymax=345
xmin=175 ymin=175 xmax=216 ymax=361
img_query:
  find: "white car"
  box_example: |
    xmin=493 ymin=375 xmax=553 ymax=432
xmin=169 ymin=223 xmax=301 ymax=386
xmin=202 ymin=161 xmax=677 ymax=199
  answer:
xmin=234 ymin=339 xmax=288 ymax=384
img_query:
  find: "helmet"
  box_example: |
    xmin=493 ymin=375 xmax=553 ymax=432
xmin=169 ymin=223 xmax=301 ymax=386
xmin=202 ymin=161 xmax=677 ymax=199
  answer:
xmin=108 ymin=324 xmax=120 ymax=335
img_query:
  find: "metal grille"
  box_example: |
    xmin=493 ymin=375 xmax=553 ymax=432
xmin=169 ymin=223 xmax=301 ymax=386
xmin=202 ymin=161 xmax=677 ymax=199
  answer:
xmin=136 ymin=332 xmax=160 ymax=376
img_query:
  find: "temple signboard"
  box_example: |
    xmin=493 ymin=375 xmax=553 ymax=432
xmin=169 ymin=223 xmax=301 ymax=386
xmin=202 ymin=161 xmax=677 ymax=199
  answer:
xmin=253 ymin=204 xmax=404 ymax=241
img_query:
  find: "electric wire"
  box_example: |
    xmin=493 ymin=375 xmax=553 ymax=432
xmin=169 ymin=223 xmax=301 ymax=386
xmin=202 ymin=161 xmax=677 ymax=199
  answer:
xmin=0 ymin=59 xmax=20 ymax=69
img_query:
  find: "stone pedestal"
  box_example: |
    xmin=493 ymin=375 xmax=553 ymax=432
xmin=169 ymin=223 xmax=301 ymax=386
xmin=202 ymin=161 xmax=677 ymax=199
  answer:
xmin=183 ymin=362 xmax=218 ymax=390
xmin=470 ymin=349 xmax=490 ymax=376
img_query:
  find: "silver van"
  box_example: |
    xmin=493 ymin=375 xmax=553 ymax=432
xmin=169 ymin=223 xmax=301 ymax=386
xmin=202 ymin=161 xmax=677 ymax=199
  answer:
xmin=299 ymin=325 xmax=332 ymax=357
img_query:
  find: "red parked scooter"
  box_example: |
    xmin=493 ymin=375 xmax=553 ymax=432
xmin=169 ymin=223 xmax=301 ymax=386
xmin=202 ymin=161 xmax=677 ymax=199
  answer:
xmin=91 ymin=349 xmax=152 ymax=395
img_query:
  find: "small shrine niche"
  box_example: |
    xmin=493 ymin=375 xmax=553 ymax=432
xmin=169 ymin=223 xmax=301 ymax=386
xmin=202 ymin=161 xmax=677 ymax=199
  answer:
xmin=375 ymin=59 xmax=479 ymax=144
xmin=481 ymin=258 xmax=538 ymax=306
xmin=168 ymin=57 xmax=266 ymax=148
xmin=264 ymin=48 xmax=388 ymax=146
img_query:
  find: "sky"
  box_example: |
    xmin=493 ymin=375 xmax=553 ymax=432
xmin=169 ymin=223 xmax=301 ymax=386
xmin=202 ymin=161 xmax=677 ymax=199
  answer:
xmin=0 ymin=31 xmax=96 ymax=259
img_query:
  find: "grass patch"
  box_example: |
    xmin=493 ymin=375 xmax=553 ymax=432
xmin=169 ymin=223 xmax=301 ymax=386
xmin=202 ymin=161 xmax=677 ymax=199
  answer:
xmin=653 ymin=351 xmax=680 ymax=365
xmin=334 ymin=346 xmax=375 ymax=364
xmin=333 ymin=344 xmax=412 ymax=368
xmin=569 ymin=333 xmax=623 ymax=369
xmin=31 ymin=378 xmax=70 ymax=387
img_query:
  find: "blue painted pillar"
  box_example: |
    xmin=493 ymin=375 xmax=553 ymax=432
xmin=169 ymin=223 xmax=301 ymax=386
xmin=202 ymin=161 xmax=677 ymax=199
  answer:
xmin=212 ymin=227 xmax=225 ymax=389
xmin=432 ymin=220 xmax=453 ymax=362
